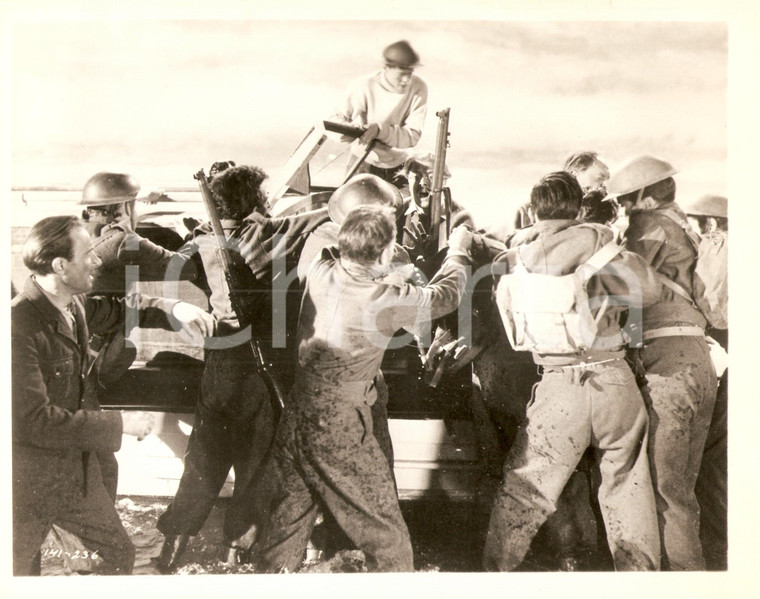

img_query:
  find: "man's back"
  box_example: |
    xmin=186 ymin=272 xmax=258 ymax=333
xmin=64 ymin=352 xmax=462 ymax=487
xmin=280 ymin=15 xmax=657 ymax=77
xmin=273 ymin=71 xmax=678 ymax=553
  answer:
xmin=624 ymin=203 xmax=706 ymax=330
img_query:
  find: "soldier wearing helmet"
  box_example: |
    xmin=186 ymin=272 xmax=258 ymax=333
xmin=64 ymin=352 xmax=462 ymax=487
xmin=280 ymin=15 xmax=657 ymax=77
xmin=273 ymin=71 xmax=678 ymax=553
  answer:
xmin=79 ymin=172 xmax=200 ymax=392
xmin=685 ymin=193 xmax=728 ymax=571
xmin=80 ymin=172 xmax=198 ymax=297
xmin=330 ymin=40 xmax=428 ymax=188
xmin=607 ymin=155 xmax=718 ymax=570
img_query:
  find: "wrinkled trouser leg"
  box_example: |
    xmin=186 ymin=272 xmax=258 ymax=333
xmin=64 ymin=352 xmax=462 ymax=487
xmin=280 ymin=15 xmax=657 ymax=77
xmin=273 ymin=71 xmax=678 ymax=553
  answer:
xmin=14 ymin=458 xmax=135 ymax=576
xmin=483 ymin=370 xmax=589 ymax=571
xmin=695 ymin=369 xmax=728 ymax=570
xmin=157 ymin=347 xmax=275 ymax=542
xmin=591 ymin=362 xmax=660 ymax=570
xmin=640 ymin=336 xmax=718 ymax=571
xmin=472 ymin=337 xmax=596 ymax=564
xmin=483 ymin=362 xmax=660 ymax=572
xmin=256 ymin=391 xmax=413 ymax=573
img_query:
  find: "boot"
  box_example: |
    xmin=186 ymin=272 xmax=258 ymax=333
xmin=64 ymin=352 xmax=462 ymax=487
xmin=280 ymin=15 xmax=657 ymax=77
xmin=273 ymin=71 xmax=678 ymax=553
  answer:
xmin=156 ymin=534 xmax=189 ymax=574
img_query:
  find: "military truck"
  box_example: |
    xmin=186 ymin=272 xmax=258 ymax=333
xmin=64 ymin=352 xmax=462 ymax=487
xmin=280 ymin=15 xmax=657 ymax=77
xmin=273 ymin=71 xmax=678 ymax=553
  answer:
xmin=10 ymin=115 xmax=482 ymax=502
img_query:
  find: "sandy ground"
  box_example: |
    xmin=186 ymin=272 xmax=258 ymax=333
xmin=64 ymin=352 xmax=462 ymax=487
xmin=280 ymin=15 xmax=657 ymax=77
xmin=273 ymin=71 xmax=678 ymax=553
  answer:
xmin=39 ymin=495 xmax=612 ymax=575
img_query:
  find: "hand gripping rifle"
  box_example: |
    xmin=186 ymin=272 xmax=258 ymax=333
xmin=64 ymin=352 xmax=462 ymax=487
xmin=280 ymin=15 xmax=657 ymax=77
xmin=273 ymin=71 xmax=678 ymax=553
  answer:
xmin=194 ymin=169 xmax=285 ymax=416
xmin=428 ymin=108 xmax=452 ymax=252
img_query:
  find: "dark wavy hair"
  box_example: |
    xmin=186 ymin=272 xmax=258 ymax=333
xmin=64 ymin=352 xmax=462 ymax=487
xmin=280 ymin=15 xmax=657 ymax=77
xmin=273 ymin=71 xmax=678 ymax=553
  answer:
xmin=338 ymin=205 xmax=396 ymax=264
xmin=209 ymin=164 xmax=269 ymax=220
xmin=530 ymin=171 xmax=583 ymax=220
xmin=23 ymin=215 xmax=83 ymax=275
xmin=580 ymin=189 xmax=618 ymax=225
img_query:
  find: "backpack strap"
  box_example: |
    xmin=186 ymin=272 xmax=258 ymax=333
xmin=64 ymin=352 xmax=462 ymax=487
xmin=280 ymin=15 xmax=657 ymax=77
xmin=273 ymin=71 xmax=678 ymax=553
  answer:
xmin=576 ymin=240 xmax=624 ymax=282
xmin=659 ymin=208 xmax=701 ymax=252
xmin=658 ymin=273 xmax=694 ymax=304
xmin=654 ymin=209 xmax=702 ymax=306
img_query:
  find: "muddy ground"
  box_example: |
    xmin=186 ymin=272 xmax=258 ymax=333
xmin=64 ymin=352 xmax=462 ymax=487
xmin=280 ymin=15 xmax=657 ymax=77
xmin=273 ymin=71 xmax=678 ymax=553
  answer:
xmin=40 ymin=495 xmax=611 ymax=575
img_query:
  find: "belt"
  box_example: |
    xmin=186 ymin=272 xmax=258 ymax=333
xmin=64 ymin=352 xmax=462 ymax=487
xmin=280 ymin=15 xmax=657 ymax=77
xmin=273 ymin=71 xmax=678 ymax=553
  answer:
xmin=643 ymin=326 xmax=705 ymax=341
xmin=535 ymin=347 xmax=626 ymax=368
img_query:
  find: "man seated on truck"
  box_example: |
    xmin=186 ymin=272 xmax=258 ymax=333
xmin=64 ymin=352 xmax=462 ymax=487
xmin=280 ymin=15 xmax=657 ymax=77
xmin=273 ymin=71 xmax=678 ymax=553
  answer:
xmin=252 ymin=205 xmax=473 ymax=572
xmin=330 ymin=40 xmax=428 ymax=189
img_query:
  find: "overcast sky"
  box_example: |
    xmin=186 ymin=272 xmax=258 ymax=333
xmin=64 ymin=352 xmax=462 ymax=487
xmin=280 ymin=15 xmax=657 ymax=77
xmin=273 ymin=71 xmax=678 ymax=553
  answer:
xmin=9 ymin=18 xmax=728 ymax=224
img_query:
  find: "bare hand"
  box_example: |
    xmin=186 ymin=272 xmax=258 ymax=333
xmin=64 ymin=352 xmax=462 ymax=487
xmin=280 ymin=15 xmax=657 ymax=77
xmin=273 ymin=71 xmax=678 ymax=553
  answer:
xmin=172 ymin=302 xmax=215 ymax=337
xmin=448 ymin=225 xmax=473 ymax=256
xmin=359 ymin=123 xmax=380 ymax=144
xmin=121 ymin=411 xmax=155 ymax=441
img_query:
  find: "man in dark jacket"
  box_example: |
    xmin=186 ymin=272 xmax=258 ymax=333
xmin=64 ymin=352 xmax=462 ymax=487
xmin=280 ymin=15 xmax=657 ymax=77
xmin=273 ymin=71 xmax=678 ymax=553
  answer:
xmin=12 ymin=215 xmax=213 ymax=576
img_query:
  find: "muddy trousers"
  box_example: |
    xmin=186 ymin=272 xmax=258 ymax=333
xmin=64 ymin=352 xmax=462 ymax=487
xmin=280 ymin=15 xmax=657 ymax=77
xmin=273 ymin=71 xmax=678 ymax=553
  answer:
xmin=157 ymin=346 xmax=276 ymax=546
xmin=254 ymin=378 xmax=414 ymax=572
xmin=483 ymin=359 xmax=660 ymax=571
xmin=13 ymin=456 xmax=134 ymax=576
xmin=639 ymin=336 xmax=717 ymax=571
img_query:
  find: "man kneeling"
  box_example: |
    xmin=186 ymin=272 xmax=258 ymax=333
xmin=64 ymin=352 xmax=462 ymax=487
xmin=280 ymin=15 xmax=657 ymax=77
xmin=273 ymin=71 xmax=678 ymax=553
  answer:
xmin=484 ymin=172 xmax=662 ymax=571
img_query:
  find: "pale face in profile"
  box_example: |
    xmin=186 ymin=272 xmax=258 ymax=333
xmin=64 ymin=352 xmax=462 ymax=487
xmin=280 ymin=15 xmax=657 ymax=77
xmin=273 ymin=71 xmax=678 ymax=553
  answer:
xmin=59 ymin=226 xmax=101 ymax=294
xmin=575 ymin=161 xmax=610 ymax=193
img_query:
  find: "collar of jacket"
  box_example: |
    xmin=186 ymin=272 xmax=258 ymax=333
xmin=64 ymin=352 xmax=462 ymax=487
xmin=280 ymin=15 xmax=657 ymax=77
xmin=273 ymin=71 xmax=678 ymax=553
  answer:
xmin=510 ymin=219 xmax=579 ymax=245
xmin=24 ymin=277 xmax=86 ymax=344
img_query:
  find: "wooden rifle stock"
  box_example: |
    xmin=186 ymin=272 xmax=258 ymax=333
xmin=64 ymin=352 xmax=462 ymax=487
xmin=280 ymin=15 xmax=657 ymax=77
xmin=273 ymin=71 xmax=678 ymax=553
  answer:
xmin=194 ymin=169 xmax=286 ymax=415
xmin=430 ymin=108 xmax=451 ymax=252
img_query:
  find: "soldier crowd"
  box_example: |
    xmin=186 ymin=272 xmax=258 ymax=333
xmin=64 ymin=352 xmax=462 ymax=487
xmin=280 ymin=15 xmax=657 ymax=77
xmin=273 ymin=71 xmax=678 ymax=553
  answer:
xmin=11 ymin=40 xmax=728 ymax=576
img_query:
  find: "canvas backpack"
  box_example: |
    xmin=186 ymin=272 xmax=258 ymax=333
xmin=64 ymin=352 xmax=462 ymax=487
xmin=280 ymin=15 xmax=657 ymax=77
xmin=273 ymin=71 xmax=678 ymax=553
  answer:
xmin=658 ymin=209 xmax=728 ymax=329
xmin=494 ymin=240 xmax=624 ymax=354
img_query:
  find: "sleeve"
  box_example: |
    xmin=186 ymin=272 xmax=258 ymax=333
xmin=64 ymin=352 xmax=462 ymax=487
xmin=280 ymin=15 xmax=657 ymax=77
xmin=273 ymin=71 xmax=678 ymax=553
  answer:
xmin=332 ymin=79 xmax=369 ymax=126
xmin=11 ymin=331 xmax=123 ymax=452
xmin=238 ymin=210 xmax=329 ymax=276
xmin=595 ymin=251 xmax=663 ymax=309
xmin=377 ymin=79 xmax=428 ymax=149
xmin=382 ymin=255 xmax=470 ymax=334
xmin=118 ymin=233 xmax=198 ymax=282
xmin=84 ymin=293 xmax=180 ymax=336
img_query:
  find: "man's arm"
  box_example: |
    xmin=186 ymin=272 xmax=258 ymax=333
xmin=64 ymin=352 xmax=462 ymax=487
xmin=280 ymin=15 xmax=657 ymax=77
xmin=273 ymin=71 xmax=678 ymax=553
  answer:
xmin=118 ymin=232 xmax=199 ymax=282
xmin=385 ymin=227 xmax=472 ymax=332
xmin=375 ymin=79 xmax=428 ymax=150
xmin=595 ymin=250 xmax=664 ymax=309
xmin=84 ymin=292 xmax=214 ymax=338
xmin=237 ymin=209 xmax=329 ymax=277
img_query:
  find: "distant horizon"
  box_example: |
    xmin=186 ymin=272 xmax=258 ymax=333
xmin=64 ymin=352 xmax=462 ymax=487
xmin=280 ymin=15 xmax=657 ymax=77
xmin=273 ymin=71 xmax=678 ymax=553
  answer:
xmin=11 ymin=20 xmax=726 ymax=204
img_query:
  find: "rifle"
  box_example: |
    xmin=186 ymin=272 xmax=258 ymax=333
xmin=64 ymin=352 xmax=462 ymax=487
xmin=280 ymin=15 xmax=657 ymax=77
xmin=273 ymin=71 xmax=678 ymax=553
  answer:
xmin=429 ymin=108 xmax=452 ymax=252
xmin=193 ymin=169 xmax=286 ymax=416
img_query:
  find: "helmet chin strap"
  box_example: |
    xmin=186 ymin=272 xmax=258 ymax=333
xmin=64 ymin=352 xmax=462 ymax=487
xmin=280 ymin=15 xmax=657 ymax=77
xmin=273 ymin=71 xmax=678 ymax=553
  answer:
xmin=635 ymin=188 xmax=645 ymax=207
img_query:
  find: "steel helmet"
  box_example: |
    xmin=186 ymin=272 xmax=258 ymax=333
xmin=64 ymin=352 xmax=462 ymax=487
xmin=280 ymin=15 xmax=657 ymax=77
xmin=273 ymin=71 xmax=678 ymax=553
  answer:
xmin=80 ymin=172 xmax=140 ymax=206
xmin=605 ymin=155 xmax=678 ymax=199
xmin=383 ymin=40 xmax=422 ymax=68
xmin=685 ymin=194 xmax=727 ymax=219
xmin=328 ymin=174 xmax=403 ymax=225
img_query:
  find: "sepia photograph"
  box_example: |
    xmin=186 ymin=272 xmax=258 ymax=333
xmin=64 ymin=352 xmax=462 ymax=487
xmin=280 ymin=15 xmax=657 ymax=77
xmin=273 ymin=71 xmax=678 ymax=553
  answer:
xmin=3 ymin=0 xmax=758 ymax=597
